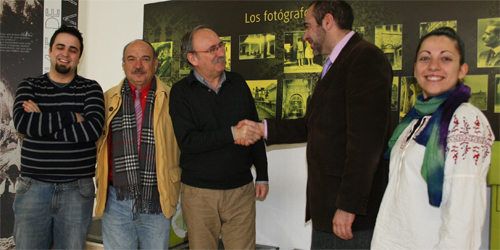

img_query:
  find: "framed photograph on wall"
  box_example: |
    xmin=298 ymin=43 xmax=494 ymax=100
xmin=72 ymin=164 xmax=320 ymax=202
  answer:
xmin=282 ymin=79 xmax=313 ymax=119
xmin=400 ymin=76 xmax=422 ymax=121
xmin=247 ymin=79 xmax=277 ymax=120
xmin=419 ymin=21 xmax=457 ymax=38
xmin=495 ymin=75 xmax=500 ymax=113
xmin=477 ymin=18 xmax=500 ymax=68
xmin=464 ymin=75 xmax=489 ymax=111
xmin=220 ymin=36 xmax=231 ymax=72
xmin=239 ymin=33 xmax=275 ymax=60
xmin=283 ymin=31 xmax=321 ymax=74
xmin=152 ymin=41 xmax=172 ymax=78
xmin=391 ymin=77 xmax=399 ymax=111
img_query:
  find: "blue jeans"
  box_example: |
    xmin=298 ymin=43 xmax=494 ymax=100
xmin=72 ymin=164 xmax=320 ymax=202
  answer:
xmin=102 ymin=185 xmax=172 ymax=250
xmin=311 ymin=226 xmax=374 ymax=249
xmin=13 ymin=176 xmax=95 ymax=250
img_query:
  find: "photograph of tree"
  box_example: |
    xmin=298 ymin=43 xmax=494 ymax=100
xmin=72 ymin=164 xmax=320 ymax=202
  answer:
xmin=464 ymin=75 xmax=489 ymax=111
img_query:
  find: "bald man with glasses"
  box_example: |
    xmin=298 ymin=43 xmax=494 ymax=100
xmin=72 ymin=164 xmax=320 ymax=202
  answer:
xmin=169 ymin=25 xmax=268 ymax=250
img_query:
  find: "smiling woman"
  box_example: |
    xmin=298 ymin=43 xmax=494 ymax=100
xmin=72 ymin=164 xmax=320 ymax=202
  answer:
xmin=372 ymin=27 xmax=495 ymax=250
xmin=414 ymin=33 xmax=468 ymax=99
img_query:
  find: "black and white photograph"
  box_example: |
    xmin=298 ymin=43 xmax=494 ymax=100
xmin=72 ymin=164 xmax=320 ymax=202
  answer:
xmin=0 ymin=164 xmax=20 ymax=239
xmin=495 ymin=75 xmax=500 ymax=113
xmin=353 ymin=26 xmax=365 ymax=39
xmin=283 ymin=32 xmax=321 ymax=73
xmin=400 ymin=76 xmax=422 ymax=121
xmin=464 ymin=75 xmax=488 ymax=111
xmin=375 ymin=24 xmax=403 ymax=70
xmin=0 ymin=0 xmax=46 ymax=248
xmin=419 ymin=21 xmax=457 ymax=38
xmin=477 ymin=18 xmax=500 ymax=68
xmin=247 ymin=80 xmax=277 ymax=120
xmin=220 ymin=36 xmax=231 ymax=72
xmin=391 ymin=77 xmax=399 ymax=111
xmin=239 ymin=33 xmax=275 ymax=60
xmin=152 ymin=41 xmax=172 ymax=79
xmin=282 ymin=79 xmax=312 ymax=119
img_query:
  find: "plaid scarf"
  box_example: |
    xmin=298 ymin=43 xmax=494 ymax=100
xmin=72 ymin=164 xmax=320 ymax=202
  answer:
xmin=111 ymin=78 xmax=161 ymax=214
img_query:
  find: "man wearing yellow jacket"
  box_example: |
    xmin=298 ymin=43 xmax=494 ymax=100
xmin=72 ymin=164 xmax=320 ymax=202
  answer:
xmin=95 ymin=39 xmax=181 ymax=250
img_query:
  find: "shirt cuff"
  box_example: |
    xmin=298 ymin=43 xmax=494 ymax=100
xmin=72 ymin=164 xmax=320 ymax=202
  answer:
xmin=256 ymin=181 xmax=269 ymax=185
xmin=262 ymin=119 xmax=268 ymax=140
xmin=231 ymin=126 xmax=235 ymax=140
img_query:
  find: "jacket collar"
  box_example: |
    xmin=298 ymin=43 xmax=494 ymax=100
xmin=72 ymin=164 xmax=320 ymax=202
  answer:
xmin=110 ymin=75 xmax=167 ymax=99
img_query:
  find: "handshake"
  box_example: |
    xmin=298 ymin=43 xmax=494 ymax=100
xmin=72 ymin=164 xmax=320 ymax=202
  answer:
xmin=233 ymin=119 xmax=265 ymax=146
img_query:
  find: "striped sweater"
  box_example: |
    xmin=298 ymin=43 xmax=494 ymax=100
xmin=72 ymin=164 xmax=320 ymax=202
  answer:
xmin=13 ymin=74 xmax=105 ymax=182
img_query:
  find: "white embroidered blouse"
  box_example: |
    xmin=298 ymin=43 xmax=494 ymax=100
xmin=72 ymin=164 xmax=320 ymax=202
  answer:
xmin=371 ymin=103 xmax=494 ymax=250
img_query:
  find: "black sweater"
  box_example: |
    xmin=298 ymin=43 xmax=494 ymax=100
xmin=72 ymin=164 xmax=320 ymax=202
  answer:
xmin=169 ymin=71 xmax=268 ymax=189
xmin=13 ymin=74 xmax=105 ymax=182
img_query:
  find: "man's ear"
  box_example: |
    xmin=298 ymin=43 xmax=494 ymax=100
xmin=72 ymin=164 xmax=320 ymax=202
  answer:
xmin=322 ymin=13 xmax=334 ymax=30
xmin=187 ymin=52 xmax=198 ymax=66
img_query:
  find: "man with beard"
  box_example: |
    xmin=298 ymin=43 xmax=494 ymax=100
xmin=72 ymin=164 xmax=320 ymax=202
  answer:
xmin=94 ymin=40 xmax=181 ymax=250
xmin=169 ymin=25 xmax=268 ymax=249
xmin=478 ymin=20 xmax=500 ymax=67
xmin=236 ymin=1 xmax=392 ymax=249
xmin=12 ymin=25 xmax=105 ymax=249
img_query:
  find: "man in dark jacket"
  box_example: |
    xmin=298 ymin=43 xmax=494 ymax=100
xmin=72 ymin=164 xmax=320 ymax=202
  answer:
xmin=237 ymin=1 xmax=392 ymax=249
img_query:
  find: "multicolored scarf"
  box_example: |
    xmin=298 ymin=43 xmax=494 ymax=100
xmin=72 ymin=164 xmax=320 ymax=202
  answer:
xmin=111 ymin=78 xmax=161 ymax=214
xmin=383 ymin=82 xmax=470 ymax=206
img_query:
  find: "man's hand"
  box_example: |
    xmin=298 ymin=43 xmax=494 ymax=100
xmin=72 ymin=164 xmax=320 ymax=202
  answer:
xmin=255 ymin=183 xmax=269 ymax=199
xmin=233 ymin=120 xmax=263 ymax=146
xmin=22 ymin=100 xmax=40 ymax=113
xmin=75 ymin=113 xmax=85 ymax=122
xmin=333 ymin=209 xmax=356 ymax=240
xmin=234 ymin=120 xmax=265 ymax=146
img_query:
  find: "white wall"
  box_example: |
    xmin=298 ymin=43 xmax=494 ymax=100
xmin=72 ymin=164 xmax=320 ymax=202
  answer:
xmin=77 ymin=1 xmax=490 ymax=249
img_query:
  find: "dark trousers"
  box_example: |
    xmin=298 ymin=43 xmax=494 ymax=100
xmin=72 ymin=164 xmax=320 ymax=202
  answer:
xmin=311 ymin=226 xmax=373 ymax=250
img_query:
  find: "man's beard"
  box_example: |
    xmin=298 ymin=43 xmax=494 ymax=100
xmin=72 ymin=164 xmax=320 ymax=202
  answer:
xmin=313 ymin=27 xmax=327 ymax=56
xmin=55 ymin=63 xmax=71 ymax=74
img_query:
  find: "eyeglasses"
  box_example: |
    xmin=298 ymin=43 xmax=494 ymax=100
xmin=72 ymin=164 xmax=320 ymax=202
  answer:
xmin=192 ymin=42 xmax=225 ymax=54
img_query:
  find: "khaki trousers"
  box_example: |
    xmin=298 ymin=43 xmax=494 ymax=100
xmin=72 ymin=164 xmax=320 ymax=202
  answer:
xmin=181 ymin=182 xmax=256 ymax=250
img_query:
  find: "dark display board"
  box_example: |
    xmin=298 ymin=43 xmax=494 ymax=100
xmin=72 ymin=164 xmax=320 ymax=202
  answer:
xmin=143 ymin=0 xmax=499 ymax=140
xmin=0 ymin=1 xmax=78 ymax=248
